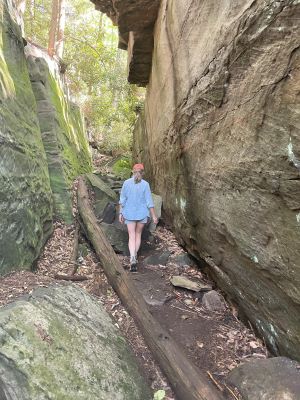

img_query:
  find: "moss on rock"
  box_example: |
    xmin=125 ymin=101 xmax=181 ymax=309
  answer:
xmin=0 ymin=284 xmax=152 ymax=400
xmin=26 ymin=47 xmax=92 ymax=223
xmin=0 ymin=0 xmax=53 ymax=275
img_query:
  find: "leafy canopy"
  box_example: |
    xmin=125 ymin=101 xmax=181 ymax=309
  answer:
xmin=24 ymin=0 xmax=144 ymax=154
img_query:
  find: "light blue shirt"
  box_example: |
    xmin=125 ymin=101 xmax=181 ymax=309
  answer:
xmin=119 ymin=178 xmax=154 ymax=220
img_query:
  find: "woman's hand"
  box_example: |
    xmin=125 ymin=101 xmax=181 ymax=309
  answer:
xmin=149 ymin=207 xmax=158 ymax=225
xmin=119 ymin=214 xmax=125 ymax=224
xmin=152 ymin=216 xmax=158 ymax=225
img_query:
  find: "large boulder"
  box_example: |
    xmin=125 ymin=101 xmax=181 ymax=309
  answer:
xmin=0 ymin=0 xmax=53 ymax=274
xmin=100 ymin=222 xmax=129 ymax=254
xmin=0 ymin=284 xmax=152 ymax=400
xmin=86 ymin=173 xmax=118 ymax=218
xmin=228 ymin=357 xmax=300 ymax=400
xmin=131 ymin=1 xmax=300 ymax=360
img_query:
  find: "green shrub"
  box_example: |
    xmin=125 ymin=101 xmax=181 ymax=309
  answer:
xmin=112 ymin=157 xmax=132 ymax=179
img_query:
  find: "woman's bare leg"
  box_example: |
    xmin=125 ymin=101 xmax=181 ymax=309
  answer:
xmin=135 ymin=222 xmax=145 ymax=257
xmin=127 ymin=222 xmax=137 ymax=258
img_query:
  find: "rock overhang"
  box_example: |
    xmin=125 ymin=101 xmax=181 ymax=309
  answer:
xmin=91 ymin=0 xmax=161 ymax=86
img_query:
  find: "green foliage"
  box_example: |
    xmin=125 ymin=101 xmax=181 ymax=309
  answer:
xmin=112 ymin=157 xmax=132 ymax=179
xmin=153 ymin=390 xmax=166 ymax=400
xmin=23 ymin=0 xmax=144 ymax=154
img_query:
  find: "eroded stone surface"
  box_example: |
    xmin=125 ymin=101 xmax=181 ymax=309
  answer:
xmin=0 ymin=284 xmax=152 ymax=399
xmin=26 ymin=45 xmax=92 ymax=223
xmin=133 ymin=0 xmax=300 ymax=360
xmin=0 ymin=0 xmax=53 ymax=274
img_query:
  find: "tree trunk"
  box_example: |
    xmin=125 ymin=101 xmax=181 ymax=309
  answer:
xmin=29 ymin=0 xmax=35 ymax=37
xmin=56 ymin=0 xmax=66 ymax=59
xmin=48 ymin=0 xmax=59 ymax=57
xmin=77 ymin=176 xmax=224 ymax=400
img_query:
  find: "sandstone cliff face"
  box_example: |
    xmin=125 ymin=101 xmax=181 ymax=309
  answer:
xmin=132 ymin=0 xmax=300 ymax=360
xmin=26 ymin=45 xmax=92 ymax=224
xmin=0 ymin=0 xmax=92 ymax=274
xmin=91 ymin=0 xmax=160 ymax=84
xmin=0 ymin=0 xmax=53 ymax=274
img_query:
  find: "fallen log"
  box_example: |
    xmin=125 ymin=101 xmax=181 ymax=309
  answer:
xmin=77 ymin=176 xmax=224 ymax=400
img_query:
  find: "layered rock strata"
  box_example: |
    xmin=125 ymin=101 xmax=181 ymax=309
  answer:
xmin=131 ymin=0 xmax=300 ymax=360
xmin=0 ymin=0 xmax=92 ymax=274
xmin=0 ymin=0 xmax=53 ymax=274
xmin=91 ymin=0 xmax=160 ymax=85
xmin=26 ymin=44 xmax=92 ymax=223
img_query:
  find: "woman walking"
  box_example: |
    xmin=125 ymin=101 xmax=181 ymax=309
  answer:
xmin=119 ymin=163 xmax=158 ymax=271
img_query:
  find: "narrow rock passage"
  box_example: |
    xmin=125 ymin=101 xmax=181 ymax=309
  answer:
xmin=0 ymin=173 xmax=269 ymax=400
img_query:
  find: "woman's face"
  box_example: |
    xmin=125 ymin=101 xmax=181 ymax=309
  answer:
xmin=133 ymin=169 xmax=144 ymax=180
xmin=133 ymin=169 xmax=143 ymax=176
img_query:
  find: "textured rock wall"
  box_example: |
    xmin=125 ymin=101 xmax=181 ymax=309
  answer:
xmin=133 ymin=0 xmax=300 ymax=360
xmin=26 ymin=45 xmax=92 ymax=223
xmin=91 ymin=0 xmax=160 ymax=84
xmin=0 ymin=0 xmax=53 ymax=274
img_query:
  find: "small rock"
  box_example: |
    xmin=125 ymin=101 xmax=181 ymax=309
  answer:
xmin=171 ymin=253 xmax=195 ymax=267
xmin=227 ymin=357 xmax=300 ymax=400
xmin=202 ymin=290 xmax=226 ymax=311
xmin=184 ymin=299 xmax=193 ymax=306
xmin=171 ymin=275 xmax=212 ymax=292
xmin=78 ymin=243 xmax=89 ymax=258
xmin=144 ymin=251 xmax=171 ymax=266
xmin=141 ymin=295 xmax=167 ymax=307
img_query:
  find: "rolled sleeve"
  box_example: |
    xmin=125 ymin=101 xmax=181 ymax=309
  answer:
xmin=145 ymin=183 xmax=154 ymax=208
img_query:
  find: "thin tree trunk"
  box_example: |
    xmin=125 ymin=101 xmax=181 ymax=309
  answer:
xmin=98 ymin=12 xmax=104 ymax=38
xmin=29 ymin=0 xmax=35 ymax=37
xmin=77 ymin=176 xmax=225 ymax=400
xmin=56 ymin=0 xmax=66 ymax=59
xmin=48 ymin=0 xmax=59 ymax=57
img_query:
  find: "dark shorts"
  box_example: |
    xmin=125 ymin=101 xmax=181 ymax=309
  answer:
xmin=125 ymin=217 xmax=148 ymax=225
